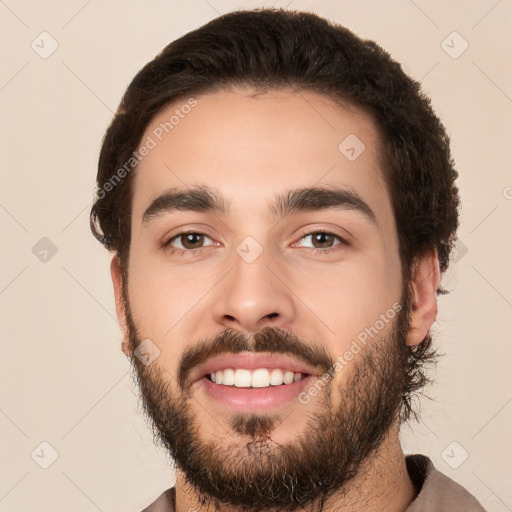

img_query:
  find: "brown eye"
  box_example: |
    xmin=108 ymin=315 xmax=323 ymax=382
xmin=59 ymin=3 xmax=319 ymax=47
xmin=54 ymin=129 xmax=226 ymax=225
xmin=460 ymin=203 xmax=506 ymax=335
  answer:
xmin=295 ymin=231 xmax=347 ymax=251
xmin=180 ymin=233 xmax=205 ymax=249
xmin=167 ymin=232 xmax=214 ymax=251
xmin=311 ymin=232 xmax=336 ymax=248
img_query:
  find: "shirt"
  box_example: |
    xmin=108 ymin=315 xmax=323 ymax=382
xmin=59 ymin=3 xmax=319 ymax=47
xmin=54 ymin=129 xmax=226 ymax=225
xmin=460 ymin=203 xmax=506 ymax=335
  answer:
xmin=140 ymin=454 xmax=487 ymax=511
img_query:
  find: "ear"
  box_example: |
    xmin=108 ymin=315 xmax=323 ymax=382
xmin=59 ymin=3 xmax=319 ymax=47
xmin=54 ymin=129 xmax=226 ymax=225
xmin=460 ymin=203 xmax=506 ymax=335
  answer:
xmin=406 ymin=249 xmax=441 ymax=347
xmin=110 ymin=254 xmax=131 ymax=357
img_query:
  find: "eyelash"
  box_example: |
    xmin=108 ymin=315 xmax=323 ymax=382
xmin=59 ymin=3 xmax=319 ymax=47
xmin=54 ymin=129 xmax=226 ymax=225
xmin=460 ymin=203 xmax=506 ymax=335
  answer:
xmin=163 ymin=229 xmax=349 ymax=256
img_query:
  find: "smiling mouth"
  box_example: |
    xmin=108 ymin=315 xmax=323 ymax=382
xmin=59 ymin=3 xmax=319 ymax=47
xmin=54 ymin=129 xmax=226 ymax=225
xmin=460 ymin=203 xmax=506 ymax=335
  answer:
xmin=205 ymin=367 xmax=308 ymax=388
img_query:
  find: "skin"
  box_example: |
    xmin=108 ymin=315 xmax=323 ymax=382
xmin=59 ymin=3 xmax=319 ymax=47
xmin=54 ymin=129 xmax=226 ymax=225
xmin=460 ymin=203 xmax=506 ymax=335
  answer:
xmin=110 ymin=87 xmax=440 ymax=512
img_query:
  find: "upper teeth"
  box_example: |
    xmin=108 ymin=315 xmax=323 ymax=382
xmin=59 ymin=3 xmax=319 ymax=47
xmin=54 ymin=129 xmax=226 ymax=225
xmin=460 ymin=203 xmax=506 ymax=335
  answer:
xmin=210 ymin=368 xmax=304 ymax=387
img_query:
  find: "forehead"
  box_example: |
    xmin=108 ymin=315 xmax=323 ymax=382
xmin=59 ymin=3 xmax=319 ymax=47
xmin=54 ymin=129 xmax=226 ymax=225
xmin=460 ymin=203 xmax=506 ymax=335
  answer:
xmin=131 ymin=87 xmax=393 ymax=228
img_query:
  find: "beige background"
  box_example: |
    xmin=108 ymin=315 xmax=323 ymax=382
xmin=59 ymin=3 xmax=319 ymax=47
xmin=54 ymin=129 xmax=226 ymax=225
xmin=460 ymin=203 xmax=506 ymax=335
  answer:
xmin=1 ymin=0 xmax=511 ymax=510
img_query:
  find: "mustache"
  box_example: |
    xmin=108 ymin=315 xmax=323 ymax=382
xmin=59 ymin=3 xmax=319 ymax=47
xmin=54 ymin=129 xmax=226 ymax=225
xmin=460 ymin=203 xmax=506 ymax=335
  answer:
xmin=177 ymin=327 xmax=335 ymax=391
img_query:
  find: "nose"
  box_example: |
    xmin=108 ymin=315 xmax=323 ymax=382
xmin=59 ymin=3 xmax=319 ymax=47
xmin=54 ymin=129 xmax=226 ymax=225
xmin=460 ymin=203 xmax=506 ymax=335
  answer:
xmin=211 ymin=245 xmax=296 ymax=333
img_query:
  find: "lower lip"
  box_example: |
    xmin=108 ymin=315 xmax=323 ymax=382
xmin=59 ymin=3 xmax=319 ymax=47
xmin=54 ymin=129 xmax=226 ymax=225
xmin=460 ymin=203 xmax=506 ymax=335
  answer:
xmin=198 ymin=375 xmax=317 ymax=412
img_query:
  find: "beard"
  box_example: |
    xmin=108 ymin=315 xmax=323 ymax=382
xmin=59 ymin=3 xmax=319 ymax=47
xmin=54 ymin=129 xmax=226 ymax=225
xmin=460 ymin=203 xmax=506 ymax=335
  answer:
xmin=125 ymin=288 xmax=413 ymax=512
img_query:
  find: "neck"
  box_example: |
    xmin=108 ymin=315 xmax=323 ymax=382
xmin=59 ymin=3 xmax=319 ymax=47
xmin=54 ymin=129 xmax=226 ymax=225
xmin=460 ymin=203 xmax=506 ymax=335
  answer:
xmin=175 ymin=421 xmax=415 ymax=512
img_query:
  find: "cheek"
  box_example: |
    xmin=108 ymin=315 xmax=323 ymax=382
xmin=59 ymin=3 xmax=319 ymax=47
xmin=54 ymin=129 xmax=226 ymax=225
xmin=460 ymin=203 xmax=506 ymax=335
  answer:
xmin=126 ymin=247 xmax=219 ymax=348
xmin=290 ymin=254 xmax=401 ymax=347
xmin=127 ymin=270 xmax=187 ymax=338
xmin=126 ymin=268 xmax=185 ymax=380
xmin=126 ymin=242 xmax=173 ymax=338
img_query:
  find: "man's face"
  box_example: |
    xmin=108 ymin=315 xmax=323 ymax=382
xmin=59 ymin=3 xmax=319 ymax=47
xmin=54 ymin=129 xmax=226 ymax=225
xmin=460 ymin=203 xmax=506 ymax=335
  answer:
xmin=119 ymin=88 xmax=410 ymax=509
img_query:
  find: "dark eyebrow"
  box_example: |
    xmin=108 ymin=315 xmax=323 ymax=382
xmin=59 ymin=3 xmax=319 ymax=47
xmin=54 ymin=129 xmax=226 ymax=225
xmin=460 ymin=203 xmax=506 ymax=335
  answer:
xmin=270 ymin=187 xmax=377 ymax=225
xmin=142 ymin=186 xmax=230 ymax=223
xmin=142 ymin=185 xmax=377 ymax=226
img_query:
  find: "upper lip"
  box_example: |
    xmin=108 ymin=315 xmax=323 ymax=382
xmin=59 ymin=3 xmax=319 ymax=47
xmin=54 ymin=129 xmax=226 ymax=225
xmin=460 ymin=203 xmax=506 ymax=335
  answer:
xmin=191 ymin=352 xmax=321 ymax=382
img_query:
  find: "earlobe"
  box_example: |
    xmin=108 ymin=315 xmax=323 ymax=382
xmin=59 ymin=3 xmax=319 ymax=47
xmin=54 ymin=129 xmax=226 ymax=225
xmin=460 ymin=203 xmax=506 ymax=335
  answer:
xmin=406 ymin=250 xmax=441 ymax=347
xmin=110 ymin=254 xmax=131 ymax=357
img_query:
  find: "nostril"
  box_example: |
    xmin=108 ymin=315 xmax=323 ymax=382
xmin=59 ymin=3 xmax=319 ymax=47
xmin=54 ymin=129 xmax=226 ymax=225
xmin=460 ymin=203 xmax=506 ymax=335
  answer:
xmin=266 ymin=313 xmax=279 ymax=320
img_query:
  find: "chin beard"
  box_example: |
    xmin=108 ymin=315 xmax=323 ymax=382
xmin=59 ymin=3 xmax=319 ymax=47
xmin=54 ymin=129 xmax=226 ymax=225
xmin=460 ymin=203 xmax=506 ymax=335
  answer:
xmin=126 ymin=293 xmax=412 ymax=512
